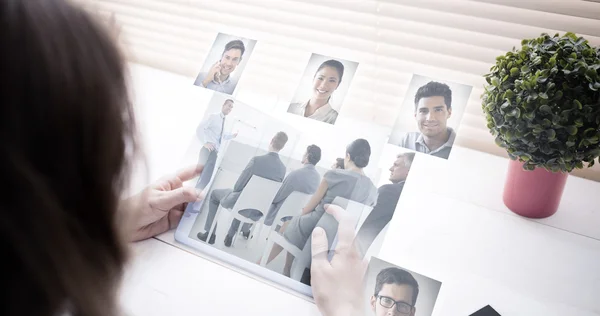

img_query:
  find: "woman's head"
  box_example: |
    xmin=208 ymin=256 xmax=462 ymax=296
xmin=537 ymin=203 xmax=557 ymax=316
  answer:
xmin=305 ymin=144 xmax=322 ymax=165
xmin=331 ymin=158 xmax=345 ymax=170
xmin=345 ymin=139 xmax=371 ymax=169
xmin=311 ymin=59 xmax=344 ymax=103
xmin=1 ymin=0 xmax=134 ymax=315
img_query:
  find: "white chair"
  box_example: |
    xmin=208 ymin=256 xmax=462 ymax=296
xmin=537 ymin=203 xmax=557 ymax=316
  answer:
xmin=259 ymin=191 xmax=311 ymax=267
xmin=207 ymin=175 xmax=281 ymax=248
xmin=270 ymin=192 xmax=312 ymax=233
xmin=261 ymin=196 xmax=340 ymax=279
xmin=289 ymin=238 xmax=313 ymax=281
xmin=286 ymin=197 xmax=372 ymax=281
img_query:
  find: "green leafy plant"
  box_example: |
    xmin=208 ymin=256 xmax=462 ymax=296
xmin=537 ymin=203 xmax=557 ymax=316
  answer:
xmin=482 ymin=32 xmax=600 ymax=172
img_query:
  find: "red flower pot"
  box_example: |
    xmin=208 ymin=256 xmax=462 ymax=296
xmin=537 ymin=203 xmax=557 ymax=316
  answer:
xmin=503 ymin=159 xmax=569 ymax=218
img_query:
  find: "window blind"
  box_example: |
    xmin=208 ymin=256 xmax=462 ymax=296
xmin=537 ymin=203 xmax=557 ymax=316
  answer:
xmin=85 ymin=0 xmax=600 ymax=181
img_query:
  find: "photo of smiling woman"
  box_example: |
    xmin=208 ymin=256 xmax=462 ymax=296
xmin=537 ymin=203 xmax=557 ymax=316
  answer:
xmin=287 ymin=54 xmax=359 ymax=125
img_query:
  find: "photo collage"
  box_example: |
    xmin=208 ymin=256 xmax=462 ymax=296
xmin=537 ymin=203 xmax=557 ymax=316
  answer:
xmin=176 ymin=32 xmax=474 ymax=315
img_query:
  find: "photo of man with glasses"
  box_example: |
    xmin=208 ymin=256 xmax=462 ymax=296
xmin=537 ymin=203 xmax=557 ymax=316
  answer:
xmin=365 ymin=258 xmax=441 ymax=316
xmin=371 ymin=267 xmax=420 ymax=316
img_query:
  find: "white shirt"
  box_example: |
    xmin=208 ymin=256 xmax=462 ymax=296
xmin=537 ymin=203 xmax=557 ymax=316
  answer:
xmin=287 ymin=101 xmax=339 ymax=125
xmin=196 ymin=112 xmax=234 ymax=151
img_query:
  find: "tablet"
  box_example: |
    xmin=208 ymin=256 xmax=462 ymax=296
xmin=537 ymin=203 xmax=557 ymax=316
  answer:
xmin=175 ymin=139 xmax=374 ymax=298
xmin=174 ymin=93 xmax=385 ymax=298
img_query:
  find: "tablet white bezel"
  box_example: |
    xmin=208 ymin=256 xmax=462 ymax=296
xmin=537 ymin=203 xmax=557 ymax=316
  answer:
xmin=174 ymin=206 xmax=315 ymax=299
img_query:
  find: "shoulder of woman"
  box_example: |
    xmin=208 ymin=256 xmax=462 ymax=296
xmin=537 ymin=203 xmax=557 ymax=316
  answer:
xmin=287 ymin=102 xmax=305 ymax=114
xmin=289 ymin=101 xmax=302 ymax=107
xmin=362 ymin=174 xmax=377 ymax=189
xmin=323 ymin=107 xmax=339 ymax=124
xmin=327 ymin=107 xmax=339 ymax=117
xmin=324 ymin=169 xmax=337 ymax=177
xmin=371 ymin=181 xmax=379 ymax=192
xmin=324 ymin=169 xmax=346 ymax=180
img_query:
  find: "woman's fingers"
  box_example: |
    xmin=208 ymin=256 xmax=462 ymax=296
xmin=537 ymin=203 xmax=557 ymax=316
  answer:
xmin=324 ymin=204 xmax=356 ymax=253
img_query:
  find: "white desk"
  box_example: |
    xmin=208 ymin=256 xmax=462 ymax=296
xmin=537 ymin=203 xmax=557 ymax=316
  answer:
xmin=123 ymin=63 xmax=600 ymax=315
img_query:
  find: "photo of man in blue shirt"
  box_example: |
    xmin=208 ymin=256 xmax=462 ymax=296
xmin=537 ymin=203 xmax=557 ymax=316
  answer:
xmin=194 ymin=39 xmax=246 ymax=95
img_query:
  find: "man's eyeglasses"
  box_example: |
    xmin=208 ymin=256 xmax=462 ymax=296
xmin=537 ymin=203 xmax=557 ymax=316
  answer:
xmin=376 ymin=295 xmax=413 ymax=314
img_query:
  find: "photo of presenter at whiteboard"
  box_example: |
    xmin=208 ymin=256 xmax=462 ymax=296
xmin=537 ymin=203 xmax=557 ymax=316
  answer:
xmin=287 ymin=54 xmax=359 ymax=125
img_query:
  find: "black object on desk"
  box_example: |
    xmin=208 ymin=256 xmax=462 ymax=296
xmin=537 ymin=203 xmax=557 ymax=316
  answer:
xmin=470 ymin=305 xmax=501 ymax=316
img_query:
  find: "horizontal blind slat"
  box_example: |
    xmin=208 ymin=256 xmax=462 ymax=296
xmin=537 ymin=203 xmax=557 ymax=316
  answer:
xmin=89 ymin=0 xmax=600 ymax=181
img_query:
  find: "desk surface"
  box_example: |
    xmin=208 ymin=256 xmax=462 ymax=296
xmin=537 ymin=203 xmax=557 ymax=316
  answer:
xmin=123 ymin=64 xmax=600 ymax=315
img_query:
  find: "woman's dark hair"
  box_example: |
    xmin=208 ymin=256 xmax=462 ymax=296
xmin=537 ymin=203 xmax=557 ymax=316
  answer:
xmin=335 ymin=158 xmax=345 ymax=169
xmin=1 ymin=1 xmax=135 ymax=316
xmin=315 ymin=59 xmax=345 ymax=85
xmin=306 ymin=145 xmax=322 ymax=165
xmin=346 ymin=139 xmax=371 ymax=168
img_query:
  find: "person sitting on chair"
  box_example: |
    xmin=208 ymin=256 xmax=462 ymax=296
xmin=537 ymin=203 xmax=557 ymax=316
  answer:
xmin=355 ymin=152 xmax=414 ymax=257
xmin=237 ymin=145 xmax=323 ymax=239
xmin=257 ymin=139 xmax=377 ymax=277
xmin=197 ymin=132 xmax=288 ymax=246
xmin=331 ymin=157 xmax=344 ymax=170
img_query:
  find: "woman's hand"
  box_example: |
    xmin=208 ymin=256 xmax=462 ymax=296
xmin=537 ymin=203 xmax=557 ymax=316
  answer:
xmin=122 ymin=165 xmax=204 ymax=242
xmin=311 ymin=204 xmax=367 ymax=316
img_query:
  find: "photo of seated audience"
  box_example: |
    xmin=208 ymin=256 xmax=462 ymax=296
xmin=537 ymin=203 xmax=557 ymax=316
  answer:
xmin=257 ymin=138 xmax=378 ymax=284
xmin=364 ymin=258 xmax=442 ymax=316
xmin=236 ymin=144 xmax=323 ymax=239
xmin=176 ymin=93 xmax=394 ymax=292
xmin=196 ymin=131 xmax=290 ymax=246
xmin=388 ymin=74 xmax=473 ymax=160
xmin=180 ymin=116 xmax=389 ymax=284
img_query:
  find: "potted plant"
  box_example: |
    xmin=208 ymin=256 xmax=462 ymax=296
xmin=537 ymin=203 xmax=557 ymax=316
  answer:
xmin=482 ymin=32 xmax=600 ymax=218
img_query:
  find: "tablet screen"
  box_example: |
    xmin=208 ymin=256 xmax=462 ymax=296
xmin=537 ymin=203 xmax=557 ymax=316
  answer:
xmin=175 ymin=93 xmax=385 ymax=298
